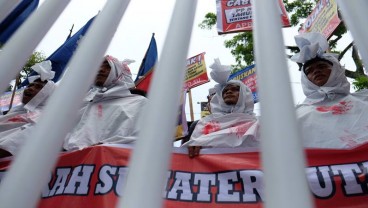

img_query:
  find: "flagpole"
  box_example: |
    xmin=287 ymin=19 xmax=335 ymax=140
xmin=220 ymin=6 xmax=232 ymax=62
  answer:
xmin=65 ymin=24 xmax=74 ymax=41
xmin=187 ymin=89 xmax=195 ymax=121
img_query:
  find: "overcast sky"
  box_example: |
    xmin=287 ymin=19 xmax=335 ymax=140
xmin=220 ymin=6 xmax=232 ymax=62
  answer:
xmin=35 ymin=0 xmax=354 ymax=119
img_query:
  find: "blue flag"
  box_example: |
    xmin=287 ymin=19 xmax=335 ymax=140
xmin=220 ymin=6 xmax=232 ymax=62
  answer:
xmin=21 ymin=16 xmax=95 ymax=86
xmin=134 ymin=34 xmax=158 ymax=91
xmin=0 ymin=0 xmax=39 ymax=44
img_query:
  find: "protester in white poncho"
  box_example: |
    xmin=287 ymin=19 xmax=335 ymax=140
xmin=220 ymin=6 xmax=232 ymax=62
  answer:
xmin=0 ymin=61 xmax=56 ymax=157
xmin=291 ymin=32 xmax=368 ymax=149
xmin=182 ymin=59 xmax=260 ymax=157
xmin=63 ymin=55 xmax=147 ymax=151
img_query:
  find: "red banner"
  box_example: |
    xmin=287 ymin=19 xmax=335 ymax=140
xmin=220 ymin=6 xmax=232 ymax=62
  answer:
xmin=1 ymin=143 xmax=368 ymax=207
xmin=216 ymin=0 xmax=290 ymax=34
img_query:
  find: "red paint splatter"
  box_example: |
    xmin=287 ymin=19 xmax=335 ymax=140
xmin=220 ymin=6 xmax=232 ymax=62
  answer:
xmin=97 ymin=104 xmax=103 ymax=118
xmin=316 ymin=101 xmax=352 ymax=115
xmin=7 ymin=116 xmax=28 ymax=123
xmin=201 ymin=121 xmax=221 ymax=135
xmin=229 ymin=122 xmax=254 ymax=138
xmin=339 ymin=132 xmax=358 ymax=148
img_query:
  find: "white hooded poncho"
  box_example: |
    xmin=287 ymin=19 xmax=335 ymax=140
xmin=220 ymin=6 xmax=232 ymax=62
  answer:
xmin=292 ymin=32 xmax=368 ymax=149
xmin=63 ymin=55 xmax=147 ymax=151
xmin=0 ymin=61 xmax=56 ymax=155
xmin=182 ymin=72 xmax=259 ymax=147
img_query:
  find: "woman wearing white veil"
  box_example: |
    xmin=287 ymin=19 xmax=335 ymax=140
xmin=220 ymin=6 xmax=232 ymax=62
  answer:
xmin=0 ymin=61 xmax=56 ymax=157
xmin=182 ymin=59 xmax=260 ymax=157
xmin=63 ymin=55 xmax=147 ymax=151
xmin=292 ymin=32 xmax=368 ymax=149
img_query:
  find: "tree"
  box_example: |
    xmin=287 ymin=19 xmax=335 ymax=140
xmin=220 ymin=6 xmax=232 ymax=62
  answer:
xmin=199 ymin=0 xmax=366 ymax=87
xmin=19 ymin=51 xmax=46 ymax=87
xmin=0 ymin=47 xmax=46 ymax=91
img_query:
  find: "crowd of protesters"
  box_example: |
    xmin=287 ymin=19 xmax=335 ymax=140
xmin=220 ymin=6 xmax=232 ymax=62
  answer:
xmin=0 ymin=32 xmax=367 ymax=159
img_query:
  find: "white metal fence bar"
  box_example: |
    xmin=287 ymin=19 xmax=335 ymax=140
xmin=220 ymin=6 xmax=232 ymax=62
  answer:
xmin=0 ymin=0 xmax=131 ymax=207
xmin=118 ymin=1 xmax=198 ymax=208
xmin=252 ymin=0 xmax=313 ymax=208
xmin=0 ymin=0 xmax=21 ymax=24
xmin=0 ymin=0 xmax=71 ymax=94
xmin=336 ymin=0 xmax=368 ymax=73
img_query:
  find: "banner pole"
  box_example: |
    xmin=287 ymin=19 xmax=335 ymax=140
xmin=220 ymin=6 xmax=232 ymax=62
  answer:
xmin=187 ymin=89 xmax=194 ymax=121
xmin=8 ymin=74 xmax=20 ymax=111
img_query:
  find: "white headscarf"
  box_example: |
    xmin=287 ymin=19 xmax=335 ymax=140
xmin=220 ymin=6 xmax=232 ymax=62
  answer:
xmin=86 ymin=55 xmax=136 ymax=102
xmin=291 ymin=32 xmax=350 ymax=104
xmin=182 ymin=80 xmax=258 ymax=148
xmin=211 ymin=80 xmax=255 ymax=115
xmin=23 ymin=60 xmax=56 ymax=111
xmin=209 ymin=58 xmax=231 ymax=84
xmin=209 ymin=58 xmax=254 ymax=115
xmin=102 ymin=55 xmax=135 ymax=90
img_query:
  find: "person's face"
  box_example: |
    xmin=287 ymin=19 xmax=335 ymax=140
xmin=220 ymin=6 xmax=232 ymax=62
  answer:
xmin=222 ymin=84 xmax=240 ymax=105
xmin=22 ymin=80 xmax=47 ymax=104
xmin=95 ymin=60 xmax=111 ymax=87
xmin=304 ymin=60 xmax=332 ymax=86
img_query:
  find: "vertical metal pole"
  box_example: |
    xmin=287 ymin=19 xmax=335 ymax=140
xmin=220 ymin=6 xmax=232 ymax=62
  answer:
xmin=0 ymin=1 xmax=131 ymax=207
xmin=337 ymin=0 xmax=368 ymax=74
xmin=8 ymin=74 xmax=20 ymax=111
xmin=252 ymin=0 xmax=313 ymax=208
xmin=188 ymin=89 xmax=195 ymax=121
xmin=118 ymin=1 xmax=197 ymax=208
xmin=0 ymin=0 xmax=21 ymax=24
xmin=0 ymin=0 xmax=71 ymax=94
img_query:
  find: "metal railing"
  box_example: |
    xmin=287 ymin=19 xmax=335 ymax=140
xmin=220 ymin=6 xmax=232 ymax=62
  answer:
xmin=0 ymin=0 xmax=130 ymax=207
xmin=0 ymin=0 xmax=367 ymax=208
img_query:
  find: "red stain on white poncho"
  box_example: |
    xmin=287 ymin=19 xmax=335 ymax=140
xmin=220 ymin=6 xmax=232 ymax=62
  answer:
xmin=202 ymin=121 xmax=221 ymax=135
xmin=97 ymin=104 xmax=103 ymax=118
xmin=7 ymin=112 xmax=38 ymax=123
xmin=316 ymin=101 xmax=353 ymax=115
xmin=229 ymin=122 xmax=254 ymax=138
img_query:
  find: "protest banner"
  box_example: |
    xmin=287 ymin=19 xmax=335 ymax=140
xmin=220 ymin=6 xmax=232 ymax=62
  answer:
xmin=299 ymin=0 xmax=341 ymax=38
xmin=1 ymin=143 xmax=368 ymax=207
xmin=184 ymin=52 xmax=209 ymax=90
xmin=216 ymin=0 xmax=290 ymax=34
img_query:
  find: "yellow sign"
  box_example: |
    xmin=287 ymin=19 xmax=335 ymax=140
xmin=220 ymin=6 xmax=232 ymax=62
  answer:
xmin=184 ymin=53 xmax=209 ymax=89
xmin=299 ymin=0 xmax=341 ymax=38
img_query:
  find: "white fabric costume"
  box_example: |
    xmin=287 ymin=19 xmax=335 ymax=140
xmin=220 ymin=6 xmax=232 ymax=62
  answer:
xmin=63 ymin=55 xmax=147 ymax=151
xmin=182 ymin=59 xmax=259 ymax=147
xmin=292 ymin=32 xmax=368 ymax=149
xmin=0 ymin=61 xmax=55 ymax=155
